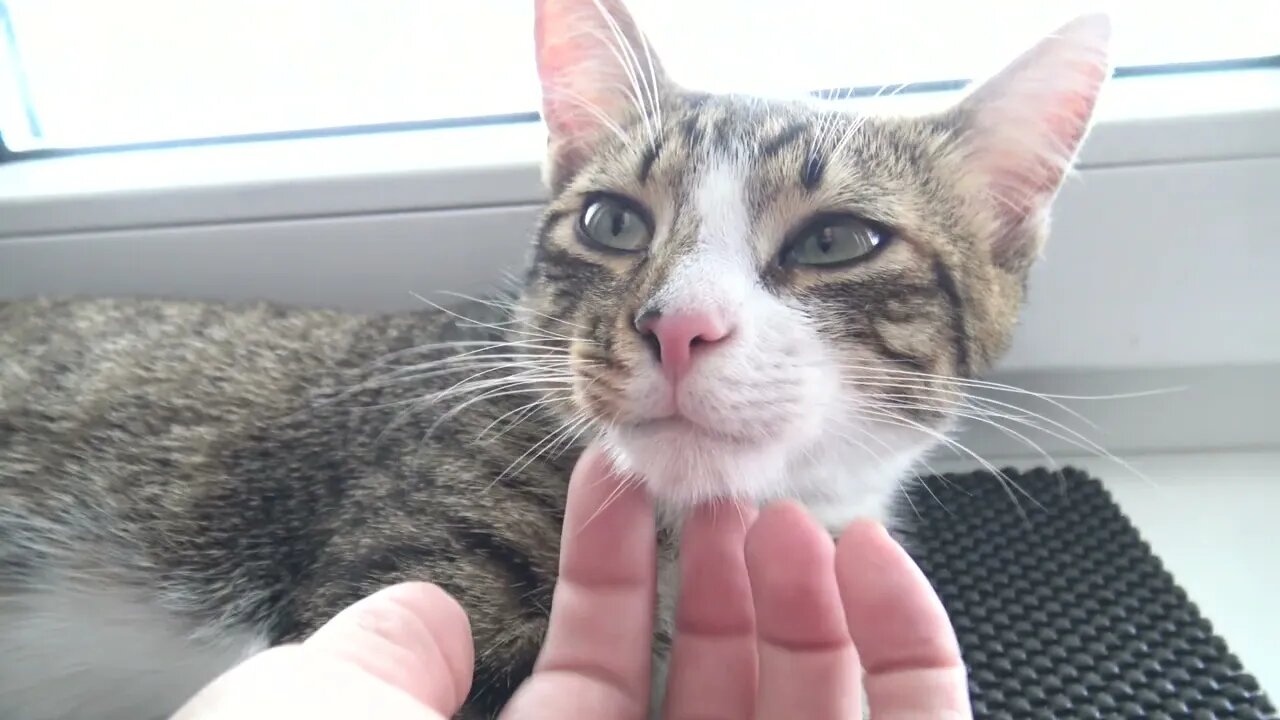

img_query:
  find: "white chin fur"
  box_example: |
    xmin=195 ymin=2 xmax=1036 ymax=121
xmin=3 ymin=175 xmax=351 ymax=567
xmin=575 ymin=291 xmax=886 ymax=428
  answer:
xmin=602 ymin=406 xmax=939 ymax=533
xmin=604 ymin=424 xmax=792 ymax=506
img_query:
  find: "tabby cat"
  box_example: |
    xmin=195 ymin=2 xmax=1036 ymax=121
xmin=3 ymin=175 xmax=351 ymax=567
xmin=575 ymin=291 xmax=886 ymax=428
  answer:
xmin=0 ymin=0 xmax=1110 ymax=717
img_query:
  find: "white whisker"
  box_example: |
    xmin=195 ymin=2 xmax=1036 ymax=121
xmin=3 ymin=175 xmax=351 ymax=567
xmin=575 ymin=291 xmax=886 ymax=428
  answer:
xmin=431 ymin=373 xmax=575 ymax=405
xmin=494 ymin=410 xmax=590 ymax=487
xmin=373 ymin=354 xmax=572 ymax=382
xmin=580 ymin=470 xmax=637 ymax=533
xmin=542 ymin=83 xmax=636 ymax=150
xmin=844 ymin=377 xmax=1157 ymax=488
xmin=412 ymin=291 xmax=584 ymax=344
xmin=839 ymin=362 xmax=1183 ymax=402
xmin=424 ymin=384 xmax=573 ymax=443
xmin=856 ymin=406 xmax=1040 ymax=518
xmin=439 ymin=290 xmax=588 ymax=332
xmin=585 ymin=3 xmax=656 ymax=149
xmin=828 ymin=423 xmax=931 ymax=518
xmin=864 ymin=398 xmax=1061 ymax=475
xmin=477 ymin=394 xmax=573 ymax=442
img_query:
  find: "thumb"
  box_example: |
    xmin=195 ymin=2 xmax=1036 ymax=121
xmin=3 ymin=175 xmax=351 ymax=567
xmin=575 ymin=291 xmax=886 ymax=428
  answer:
xmin=172 ymin=583 xmax=474 ymax=720
xmin=303 ymin=582 xmax=476 ymax=716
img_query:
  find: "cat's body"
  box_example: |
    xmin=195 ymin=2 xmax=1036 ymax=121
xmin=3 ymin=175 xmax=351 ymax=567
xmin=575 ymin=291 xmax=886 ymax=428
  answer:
xmin=0 ymin=297 xmax=585 ymax=719
xmin=0 ymin=0 xmax=1112 ymax=717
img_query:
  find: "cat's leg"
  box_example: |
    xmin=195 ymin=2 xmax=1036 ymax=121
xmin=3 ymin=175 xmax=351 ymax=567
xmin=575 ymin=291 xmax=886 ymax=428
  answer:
xmin=0 ymin=573 xmax=266 ymax=720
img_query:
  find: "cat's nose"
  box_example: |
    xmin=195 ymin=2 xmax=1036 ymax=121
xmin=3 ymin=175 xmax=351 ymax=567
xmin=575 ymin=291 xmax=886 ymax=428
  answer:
xmin=634 ymin=309 xmax=732 ymax=384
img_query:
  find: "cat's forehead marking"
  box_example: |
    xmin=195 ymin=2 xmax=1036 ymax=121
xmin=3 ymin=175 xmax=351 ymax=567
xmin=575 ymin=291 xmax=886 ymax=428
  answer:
xmin=644 ymin=152 xmax=753 ymax=316
xmin=692 ymin=154 xmax=751 ymax=264
xmin=758 ymin=121 xmax=810 ymax=160
xmin=667 ymin=96 xmax=833 ymax=211
xmin=637 ymin=139 xmax=662 ymax=184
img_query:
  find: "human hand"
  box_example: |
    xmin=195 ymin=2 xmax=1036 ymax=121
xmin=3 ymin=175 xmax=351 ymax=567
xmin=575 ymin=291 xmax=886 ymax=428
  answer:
xmin=171 ymin=580 xmax=473 ymax=720
xmin=501 ymin=445 xmax=972 ymax=719
xmin=173 ymin=444 xmax=971 ymax=719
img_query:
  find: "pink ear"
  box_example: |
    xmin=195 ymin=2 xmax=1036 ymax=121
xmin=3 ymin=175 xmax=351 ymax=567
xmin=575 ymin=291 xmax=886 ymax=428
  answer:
xmin=534 ymin=0 xmax=666 ymax=183
xmin=950 ymin=14 xmax=1111 ymax=263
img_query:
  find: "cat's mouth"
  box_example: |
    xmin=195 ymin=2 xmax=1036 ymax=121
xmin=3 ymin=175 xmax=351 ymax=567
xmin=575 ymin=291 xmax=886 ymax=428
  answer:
xmin=623 ymin=414 xmax=767 ymax=445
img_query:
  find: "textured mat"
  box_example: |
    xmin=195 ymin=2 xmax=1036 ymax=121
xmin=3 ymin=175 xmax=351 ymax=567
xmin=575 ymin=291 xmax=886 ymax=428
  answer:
xmin=905 ymin=466 xmax=1276 ymax=720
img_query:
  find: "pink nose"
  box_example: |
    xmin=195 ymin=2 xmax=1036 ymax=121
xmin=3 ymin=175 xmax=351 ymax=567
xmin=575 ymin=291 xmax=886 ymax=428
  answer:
xmin=635 ymin=309 xmax=732 ymax=383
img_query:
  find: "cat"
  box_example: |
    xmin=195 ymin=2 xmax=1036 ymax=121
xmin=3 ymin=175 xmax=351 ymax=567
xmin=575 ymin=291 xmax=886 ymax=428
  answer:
xmin=0 ymin=0 xmax=1110 ymax=718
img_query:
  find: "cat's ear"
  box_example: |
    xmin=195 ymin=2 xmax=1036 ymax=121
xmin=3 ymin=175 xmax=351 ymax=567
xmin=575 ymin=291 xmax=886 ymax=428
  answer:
xmin=534 ymin=0 xmax=667 ymax=189
xmin=946 ymin=14 xmax=1111 ymax=273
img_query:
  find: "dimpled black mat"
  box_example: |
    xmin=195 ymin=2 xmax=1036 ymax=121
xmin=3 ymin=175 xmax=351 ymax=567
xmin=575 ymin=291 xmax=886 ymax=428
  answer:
xmin=903 ymin=466 xmax=1277 ymax=720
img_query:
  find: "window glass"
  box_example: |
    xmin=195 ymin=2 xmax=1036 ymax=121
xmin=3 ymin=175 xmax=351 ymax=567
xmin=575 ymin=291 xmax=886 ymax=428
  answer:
xmin=1 ymin=0 xmax=1275 ymax=152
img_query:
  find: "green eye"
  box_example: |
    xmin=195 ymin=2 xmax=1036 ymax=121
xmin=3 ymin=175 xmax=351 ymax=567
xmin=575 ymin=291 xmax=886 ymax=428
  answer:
xmin=784 ymin=217 xmax=886 ymax=267
xmin=578 ymin=195 xmax=652 ymax=253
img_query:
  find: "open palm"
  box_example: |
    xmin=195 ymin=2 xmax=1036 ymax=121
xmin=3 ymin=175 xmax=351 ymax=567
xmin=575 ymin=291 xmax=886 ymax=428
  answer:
xmin=175 ymin=445 xmax=971 ymax=720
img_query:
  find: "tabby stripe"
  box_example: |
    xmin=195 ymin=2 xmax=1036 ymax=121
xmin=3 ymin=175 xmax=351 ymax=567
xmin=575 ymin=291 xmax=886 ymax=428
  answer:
xmin=536 ymin=209 xmax=570 ymax=241
xmin=863 ymin=325 xmax=932 ymax=373
xmin=638 ymin=138 xmax=662 ymax=183
xmin=931 ymin=257 xmax=971 ymax=376
xmin=710 ymin=113 xmax=741 ymax=153
xmin=680 ymin=92 xmax=711 ymax=149
xmin=808 ymin=276 xmax=939 ymax=310
xmin=447 ymin=513 xmax=552 ymax=619
xmin=481 ymin=465 xmax=566 ymax=517
xmin=526 ymin=210 xmax=571 ymax=282
xmin=802 ymin=153 xmax=826 ymax=190
xmin=760 ymin=122 xmax=808 ymax=158
xmin=532 ymin=246 xmax=610 ymax=284
xmin=680 ymin=114 xmax=704 ymax=152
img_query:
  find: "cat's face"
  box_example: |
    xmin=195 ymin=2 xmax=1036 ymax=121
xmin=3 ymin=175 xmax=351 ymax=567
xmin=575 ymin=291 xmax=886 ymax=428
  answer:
xmin=520 ymin=0 xmax=1110 ymax=518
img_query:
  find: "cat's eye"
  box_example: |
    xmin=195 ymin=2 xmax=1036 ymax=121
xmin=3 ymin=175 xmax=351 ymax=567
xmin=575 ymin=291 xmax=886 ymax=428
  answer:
xmin=578 ymin=195 xmax=652 ymax=253
xmin=782 ymin=216 xmax=887 ymax=268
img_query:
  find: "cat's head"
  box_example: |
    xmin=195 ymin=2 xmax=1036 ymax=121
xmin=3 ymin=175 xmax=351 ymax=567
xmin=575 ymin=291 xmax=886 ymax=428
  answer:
xmin=517 ymin=0 xmax=1110 ymax=520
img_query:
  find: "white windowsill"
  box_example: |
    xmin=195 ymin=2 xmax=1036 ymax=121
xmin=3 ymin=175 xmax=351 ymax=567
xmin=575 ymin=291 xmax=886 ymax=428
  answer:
xmin=0 ymin=66 xmax=1277 ymax=238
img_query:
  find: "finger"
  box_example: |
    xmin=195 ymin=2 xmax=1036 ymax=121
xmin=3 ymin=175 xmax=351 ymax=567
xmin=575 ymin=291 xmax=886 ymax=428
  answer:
xmin=662 ymin=500 xmax=759 ymax=720
xmin=304 ymin=582 xmax=475 ymax=717
xmin=502 ymin=444 xmax=656 ymax=720
xmin=174 ymin=583 xmax=471 ymax=720
xmin=172 ymin=645 xmax=443 ymax=720
xmin=746 ymin=501 xmax=862 ymax=720
xmin=836 ymin=520 xmax=971 ymax=719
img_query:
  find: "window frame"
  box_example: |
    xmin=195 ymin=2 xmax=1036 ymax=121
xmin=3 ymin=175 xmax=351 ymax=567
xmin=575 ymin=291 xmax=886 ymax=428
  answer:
xmin=0 ymin=62 xmax=1277 ymax=237
xmin=1 ymin=54 xmax=1275 ymax=162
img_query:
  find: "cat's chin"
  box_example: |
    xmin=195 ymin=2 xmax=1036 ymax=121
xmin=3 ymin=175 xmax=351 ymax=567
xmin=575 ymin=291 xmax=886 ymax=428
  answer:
xmin=600 ymin=418 xmax=798 ymax=508
xmin=596 ymin=408 xmax=942 ymax=531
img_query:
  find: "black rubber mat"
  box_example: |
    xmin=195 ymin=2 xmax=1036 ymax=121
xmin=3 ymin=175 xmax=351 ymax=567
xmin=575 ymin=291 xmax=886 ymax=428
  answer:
xmin=904 ymin=466 xmax=1277 ymax=720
